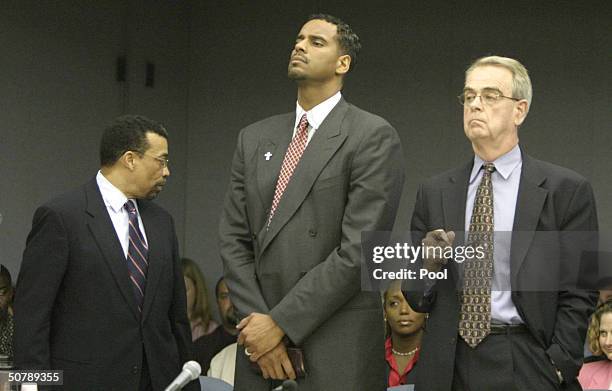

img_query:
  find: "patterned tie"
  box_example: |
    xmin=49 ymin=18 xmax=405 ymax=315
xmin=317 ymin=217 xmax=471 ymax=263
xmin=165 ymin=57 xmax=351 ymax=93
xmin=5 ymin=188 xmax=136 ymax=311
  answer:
xmin=459 ymin=163 xmax=495 ymax=348
xmin=125 ymin=200 xmax=149 ymax=312
xmin=267 ymin=114 xmax=309 ymax=226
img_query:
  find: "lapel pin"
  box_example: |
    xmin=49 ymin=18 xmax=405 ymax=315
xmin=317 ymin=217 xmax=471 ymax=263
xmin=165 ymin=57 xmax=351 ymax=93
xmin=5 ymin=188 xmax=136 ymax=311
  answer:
xmin=264 ymin=152 xmax=272 ymax=161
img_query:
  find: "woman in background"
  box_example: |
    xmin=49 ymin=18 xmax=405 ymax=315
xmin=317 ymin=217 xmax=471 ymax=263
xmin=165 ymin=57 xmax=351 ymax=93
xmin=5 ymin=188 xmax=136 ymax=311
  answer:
xmin=579 ymin=301 xmax=612 ymax=390
xmin=384 ymin=281 xmax=427 ymax=388
xmin=182 ymin=258 xmax=218 ymax=341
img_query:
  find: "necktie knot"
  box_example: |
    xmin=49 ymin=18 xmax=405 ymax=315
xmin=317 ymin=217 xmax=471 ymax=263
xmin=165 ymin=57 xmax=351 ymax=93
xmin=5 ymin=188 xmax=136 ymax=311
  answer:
xmin=297 ymin=114 xmax=309 ymax=135
xmin=483 ymin=163 xmax=496 ymax=174
xmin=124 ymin=200 xmax=137 ymax=215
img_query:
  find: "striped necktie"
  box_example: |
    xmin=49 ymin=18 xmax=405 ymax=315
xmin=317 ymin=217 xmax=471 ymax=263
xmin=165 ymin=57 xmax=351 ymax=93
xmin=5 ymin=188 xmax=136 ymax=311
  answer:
xmin=124 ymin=200 xmax=148 ymax=312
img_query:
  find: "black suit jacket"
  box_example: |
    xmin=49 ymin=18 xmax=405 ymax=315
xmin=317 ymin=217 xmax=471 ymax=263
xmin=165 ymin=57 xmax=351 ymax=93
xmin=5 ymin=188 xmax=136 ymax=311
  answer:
xmin=14 ymin=178 xmax=197 ymax=391
xmin=408 ymin=150 xmax=598 ymax=391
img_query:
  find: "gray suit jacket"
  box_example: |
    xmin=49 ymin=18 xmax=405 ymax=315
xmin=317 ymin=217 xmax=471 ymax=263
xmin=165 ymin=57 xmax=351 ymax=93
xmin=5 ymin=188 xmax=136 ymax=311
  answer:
xmin=219 ymin=98 xmax=405 ymax=391
xmin=408 ymin=150 xmax=598 ymax=391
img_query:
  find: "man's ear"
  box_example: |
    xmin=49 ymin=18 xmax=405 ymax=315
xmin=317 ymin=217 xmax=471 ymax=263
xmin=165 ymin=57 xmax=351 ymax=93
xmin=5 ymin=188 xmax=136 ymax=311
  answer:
xmin=336 ymin=54 xmax=351 ymax=76
xmin=121 ymin=151 xmax=137 ymax=171
xmin=514 ymin=100 xmax=529 ymax=127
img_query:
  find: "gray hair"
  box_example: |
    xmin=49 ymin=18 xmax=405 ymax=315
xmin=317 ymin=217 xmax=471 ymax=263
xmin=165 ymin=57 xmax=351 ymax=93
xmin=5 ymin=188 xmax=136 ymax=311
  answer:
xmin=466 ymin=56 xmax=532 ymax=111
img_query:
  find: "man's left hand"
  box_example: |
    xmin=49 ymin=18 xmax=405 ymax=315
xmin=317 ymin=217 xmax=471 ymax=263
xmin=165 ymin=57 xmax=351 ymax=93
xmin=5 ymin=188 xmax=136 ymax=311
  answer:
xmin=237 ymin=313 xmax=285 ymax=361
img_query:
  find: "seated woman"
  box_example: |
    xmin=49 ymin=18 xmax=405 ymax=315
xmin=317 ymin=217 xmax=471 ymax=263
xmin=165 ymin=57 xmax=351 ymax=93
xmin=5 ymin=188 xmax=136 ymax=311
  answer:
xmin=579 ymin=301 xmax=612 ymax=390
xmin=182 ymin=258 xmax=218 ymax=341
xmin=384 ymin=281 xmax=427 ymax=388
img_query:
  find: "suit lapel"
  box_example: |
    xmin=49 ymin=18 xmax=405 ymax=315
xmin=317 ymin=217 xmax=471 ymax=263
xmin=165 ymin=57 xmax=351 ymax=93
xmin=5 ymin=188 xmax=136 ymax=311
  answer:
xmin=442 ymin=160 xmax=472 ymax=234
xmin=442 ymin=160 xmax=472 ymax=278
xmin=510 ymin=153 xmax=547 ymax=281
xmin=256 ymin=114 xmax=294 ymax=211
xmin=260 ymin=99 xmax=350 ymax=255
xmin=84 ymin=179 xmax=140 ymax=321
xmin=138 ymin=201 xmax=164 ymax=323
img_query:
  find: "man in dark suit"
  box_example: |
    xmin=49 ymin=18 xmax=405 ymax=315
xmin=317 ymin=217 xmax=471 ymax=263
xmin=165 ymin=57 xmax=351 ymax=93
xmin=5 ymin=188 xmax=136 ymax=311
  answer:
xmin=219 ymin=14 xmax=405 ymax=391
xmin=14 ymin=115 xmax=198 ymax=391
xmin=408 ymin=56 xmax=598 ymax=390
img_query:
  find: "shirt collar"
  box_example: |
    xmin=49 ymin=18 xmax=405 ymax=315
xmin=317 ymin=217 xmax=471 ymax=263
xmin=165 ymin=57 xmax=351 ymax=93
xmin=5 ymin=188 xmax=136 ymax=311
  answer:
xmin=96 ymin=171 xmax=131 ymax=213
xmin=294 ymin=91 xmax=342 ymax=130
xmin=470 ymin=144 xmax=522 ymax=183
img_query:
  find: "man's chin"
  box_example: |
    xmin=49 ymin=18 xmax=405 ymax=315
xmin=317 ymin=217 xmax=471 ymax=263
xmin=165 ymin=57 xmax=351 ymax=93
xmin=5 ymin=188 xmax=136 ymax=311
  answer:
xmin=145 ymin=190 xmax=160 ymax=200
xmin=288 ymin=69 xmax=306 ymax=80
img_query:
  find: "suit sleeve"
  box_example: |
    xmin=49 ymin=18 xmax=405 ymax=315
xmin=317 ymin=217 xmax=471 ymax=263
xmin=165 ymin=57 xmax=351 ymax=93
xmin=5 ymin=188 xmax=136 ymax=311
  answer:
xmin=404 ymin=184 xmax=438 ymax=313
xmin=546 ymin=179 xmax=599 ymax=382
xmin=219 ymin=129 xmax=271 ymax=317
xmin=13 ymin=206 xmax=70 ymax=369
xmin=269 ymin=123 xmax=405 ymax=344
xmin=168 ymin=216 xmax=200 ymax=391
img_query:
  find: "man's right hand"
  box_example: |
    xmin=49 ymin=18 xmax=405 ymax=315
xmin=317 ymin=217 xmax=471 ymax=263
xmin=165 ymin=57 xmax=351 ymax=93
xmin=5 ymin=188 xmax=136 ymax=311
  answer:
xmin=421 ymin=229 xmax=455 ymax=272
xmin=256 ymin=342 xmax=296 ymax=381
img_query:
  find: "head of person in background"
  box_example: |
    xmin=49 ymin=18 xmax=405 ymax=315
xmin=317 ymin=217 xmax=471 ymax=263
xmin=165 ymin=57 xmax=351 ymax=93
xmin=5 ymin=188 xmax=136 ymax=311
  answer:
xmin=182 ymin=258 xmax=219 ymax=341
xmin=99 ymin=114 xmax=170 ymax=200
xmin=578 ymin=301 xmax=612 ymax=389
xmin=383 ymin=281 xmax=427 ymax=387
xmin=0 ymin=266 xmax=14 ymax=320
xmin=0 ymin=265 xmax=14 ymax=358
xmin=215 ymin=277 xmax=238 ymax=336
xmin=599 ymin=288 xmax=612 ymax=305
xmin=459 ymin=56 xmax=531 ymax=161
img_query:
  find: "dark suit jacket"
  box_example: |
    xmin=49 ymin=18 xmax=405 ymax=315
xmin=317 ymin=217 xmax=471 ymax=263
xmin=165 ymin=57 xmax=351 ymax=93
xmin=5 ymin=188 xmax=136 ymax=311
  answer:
xmin=408 ymin=150 xmax=598 ymax=391
xmin=219 ymin=98 xmax=405 ymax=391
xmin=13 ymin=178 xmax=197 ymax=391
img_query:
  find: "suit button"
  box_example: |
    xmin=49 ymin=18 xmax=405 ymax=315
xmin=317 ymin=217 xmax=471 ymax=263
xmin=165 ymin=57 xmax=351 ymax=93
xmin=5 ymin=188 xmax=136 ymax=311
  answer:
xmin=308 ymin=229 xmax=317 ymax=237
xmin=132 ymin=365 xmax=139 ymax=374
xmin=450 ymin=338 xmax=456 ymax=345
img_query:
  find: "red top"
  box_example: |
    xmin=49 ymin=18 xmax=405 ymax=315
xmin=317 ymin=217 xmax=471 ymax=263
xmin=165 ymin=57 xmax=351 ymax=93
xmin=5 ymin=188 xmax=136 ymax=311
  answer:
xmin=385 ymin=337 xmax=420 ymax=387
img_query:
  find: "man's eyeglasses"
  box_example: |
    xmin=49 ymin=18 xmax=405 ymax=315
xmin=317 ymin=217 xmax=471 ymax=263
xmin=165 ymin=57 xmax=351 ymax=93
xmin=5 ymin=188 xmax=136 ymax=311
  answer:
xmin=143 ymin=153 xmax=169 ymax=168
xmin=457 ymin=88 xmax=520 ymax=106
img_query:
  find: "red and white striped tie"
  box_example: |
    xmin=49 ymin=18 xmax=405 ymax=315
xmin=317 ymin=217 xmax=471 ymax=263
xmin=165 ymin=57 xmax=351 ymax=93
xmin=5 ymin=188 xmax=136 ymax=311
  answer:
xmin=267 ymin=114 xmax=309 ymax=227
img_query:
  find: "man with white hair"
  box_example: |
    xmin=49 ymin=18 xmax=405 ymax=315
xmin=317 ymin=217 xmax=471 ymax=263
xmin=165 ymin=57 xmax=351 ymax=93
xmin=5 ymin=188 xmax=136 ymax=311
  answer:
xmin=408 ymin=56 xmax=598 ymax=390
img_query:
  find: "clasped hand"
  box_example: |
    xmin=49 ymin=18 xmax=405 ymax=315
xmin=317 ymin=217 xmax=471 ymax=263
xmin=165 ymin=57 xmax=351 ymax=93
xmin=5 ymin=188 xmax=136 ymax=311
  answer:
xmin=237 ymin=313 xmax=295 ymax=380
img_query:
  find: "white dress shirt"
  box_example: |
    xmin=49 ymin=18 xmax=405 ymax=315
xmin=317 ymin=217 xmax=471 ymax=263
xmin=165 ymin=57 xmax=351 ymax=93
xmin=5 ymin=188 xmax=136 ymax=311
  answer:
xmin=293 ymin=91 xmax=342 ymax=145
xmin=96 ymin=171 xmax=148 ymax=257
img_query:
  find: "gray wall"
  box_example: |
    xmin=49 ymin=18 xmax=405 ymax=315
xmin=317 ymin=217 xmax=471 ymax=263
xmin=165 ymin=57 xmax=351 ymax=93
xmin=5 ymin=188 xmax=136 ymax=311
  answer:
xmin=0 ymin=1 xmax=191 ymax=277
xmin=1 ymin=1 xmax=611 ymax=314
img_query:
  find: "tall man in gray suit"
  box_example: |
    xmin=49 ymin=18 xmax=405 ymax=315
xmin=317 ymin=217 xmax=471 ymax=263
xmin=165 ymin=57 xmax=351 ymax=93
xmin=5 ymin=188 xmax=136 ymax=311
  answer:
xmin=219 ymin=14 xmax=405 ymax=391
xmin=409 ymin=56 xmax=598 ymax=390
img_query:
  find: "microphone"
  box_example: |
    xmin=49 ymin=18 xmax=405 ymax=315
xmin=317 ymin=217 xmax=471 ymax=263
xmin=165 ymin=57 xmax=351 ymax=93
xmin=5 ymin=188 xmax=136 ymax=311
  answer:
xmin=272 ymin=379 xmax=298 ymax=391
xmin=164 ymin=360 xmax=201 ymax=391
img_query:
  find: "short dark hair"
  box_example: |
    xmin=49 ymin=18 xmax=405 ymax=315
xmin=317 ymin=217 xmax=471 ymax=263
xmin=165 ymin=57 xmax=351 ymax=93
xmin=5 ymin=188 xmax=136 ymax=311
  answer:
xmin=100 ymin=114 xmax=168 ymax=167
xmin=307 ymin=14 xmax=361 ymax=71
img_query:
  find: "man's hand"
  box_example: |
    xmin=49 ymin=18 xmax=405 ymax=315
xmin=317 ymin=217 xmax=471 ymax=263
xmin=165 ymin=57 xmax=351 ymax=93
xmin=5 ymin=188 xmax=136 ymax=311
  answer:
xmin=421 ymin=229 xmax=455 ymax=272
xmin=237 ymin=313 xmax=285 ymax=361
xmin=256 ymin=342 xmax=296 ymax=381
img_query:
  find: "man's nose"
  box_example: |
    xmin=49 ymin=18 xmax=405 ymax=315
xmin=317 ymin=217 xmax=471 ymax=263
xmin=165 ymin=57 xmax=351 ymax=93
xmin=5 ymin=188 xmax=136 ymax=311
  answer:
xmin=467 ymin=95 xmax=484 ymax=111
xmin=294 ymin=39 xmax=306 ymax=53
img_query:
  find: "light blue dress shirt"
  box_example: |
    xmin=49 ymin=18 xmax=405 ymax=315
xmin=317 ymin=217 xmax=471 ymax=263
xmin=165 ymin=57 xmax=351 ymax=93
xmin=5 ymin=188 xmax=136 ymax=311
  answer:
xmin=465 ymin=144 xmax=524 ymax=324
